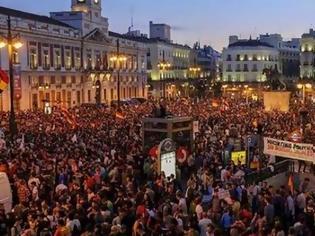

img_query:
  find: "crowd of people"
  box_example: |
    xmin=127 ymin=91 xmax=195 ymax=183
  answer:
xmin=0 ymin=97 xmax=314 ymax=236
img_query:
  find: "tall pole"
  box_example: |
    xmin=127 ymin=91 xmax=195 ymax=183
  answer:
xmin=162 ymin=51 xmax=166 ymax=98
xmin=116 ymin=39 xmax=120 ymax=110
xmin=7 ymin=16 xmax=17 ymax=137
xmin=302 ymin=85 xmax=305 ymax=105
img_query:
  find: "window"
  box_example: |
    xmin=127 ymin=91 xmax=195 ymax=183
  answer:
xmin=227 ymin=54 xmax=232 ymax=61
xmin=88 ymin=90 xmax=91 ymax=102
xmin=12 ymin=51 xmax=19 ymax=64
xmin=236 ymin=54 xmax=240 ymax=61
xmin=43 ymin=50 xmax=50 ymax=69
xmin=227 ymin=64 xmax=232 ymax=72
xmin=236 ymin=64 xmax=241 ymax=71
xmin=75 ymin=52 xmax=81 ymax=70
xmin=65 ymin=51 xmax=71 ymax=70
xmin=244 ymin=54 xmax=248 ymax=61
xmin=54 ymin=50 xmax=61 ymax=69
xmin=252 ymin=64 xmax=258 ymax=72
xmin=71 ymin=76 xmax=76 ymax=84
xmin=50 ymin=76 xmax=55 ymax=84
xmin=38 ymin=76 xmax=44 ymax=86
xmin=95 ymin=54 xmax=101 ymax=69
xmin=103 ymin=89 xmax=107 ymax=101
xmin=30 ymin=48 xmax=38 ymax=69
xmin=253 ymin=55 xmax=257 ymax=61
xmin=244 ymin=64 xmax=248 ymax=71
xmin=236 ymin=74 xmax=240 ymax=81
xmin=110 ymin=88 xmax=114 ymax=100
xmin=87 ymin=54 xmax=92 ymax=69
xmin=61 ymin=76 xmax=66 ymax=84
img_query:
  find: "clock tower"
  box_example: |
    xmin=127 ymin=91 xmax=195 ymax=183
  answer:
xmin=51 ymin=0 xmax=108 ymax=35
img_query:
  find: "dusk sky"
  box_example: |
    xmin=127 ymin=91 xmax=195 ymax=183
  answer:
xmin=1 ymin=0 xmax=315 ymax=51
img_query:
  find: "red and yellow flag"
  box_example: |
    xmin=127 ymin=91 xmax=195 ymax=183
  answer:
xmin=288 ymin=174 xmax=294 ymax=193
xmin=0 ymin=68 xmax=9 ymax=91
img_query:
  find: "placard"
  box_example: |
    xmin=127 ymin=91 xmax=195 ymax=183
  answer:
xmin=231 ymin=151 xmax=246 ymax=165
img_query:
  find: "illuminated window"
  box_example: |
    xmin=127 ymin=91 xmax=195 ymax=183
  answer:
xmin=54 ymin=50 xmax=61 ymax=69
xmin=30 ymin=48 xmax=38 ymax=69
xmin=65 ymin=51 xmax=71 ymax=70
xmin=43 ymin=50 xmax=50 ymax=69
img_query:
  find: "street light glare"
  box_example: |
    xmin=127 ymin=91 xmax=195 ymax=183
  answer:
xmin=13 ymin=41 xmax=23 ymax=49
xmin=305 ymin=83 xmax=312 ymax=89
xmin=0 ymin=41 xmax=6 ymax=48
xmin=297 ymin=84 xmax=303 ymax=89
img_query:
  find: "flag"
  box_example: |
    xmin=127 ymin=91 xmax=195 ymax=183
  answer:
xmin=0 ymin=68 xmax=9 ymax=92
xmin=288 ymin=174 xmax=294 ymax=193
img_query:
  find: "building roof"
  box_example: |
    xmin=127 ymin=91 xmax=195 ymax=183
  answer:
xmin=109 ymin=31 xmax=191 ymax=49
xmin=0 ymin=6 xmax=75 ymax=29
xmin=229 ymin=40 xmax=273 ymax=48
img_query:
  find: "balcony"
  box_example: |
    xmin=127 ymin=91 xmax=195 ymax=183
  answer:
xmin=55 ymin=65 xmax=62 ymax=70
xmin=30 ymin=64 xmax=38 ymax=70
xmin=235 ymin=68 xmax=241 ymax=72
xmin=43 ymin=64 xmax=50 ymax=70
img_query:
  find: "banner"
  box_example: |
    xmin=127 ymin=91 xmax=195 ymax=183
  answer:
xmin=13 ymin=64 xmax=22 ymax=100
xmin=263 ymin=92 xmax=290 ymax=112
xmin=231 ymin=151 xmax=246 ymax=165
xmin=263 ymin=137 xmax=315 ymax=163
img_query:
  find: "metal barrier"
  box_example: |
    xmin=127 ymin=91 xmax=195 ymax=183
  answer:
xmin=244 ymin=160 xmax=293 ymax=185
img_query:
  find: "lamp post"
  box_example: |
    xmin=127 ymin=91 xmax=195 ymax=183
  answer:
xmin=188 ymin=66 xmax=201 ymax=97
xmin=157 ymin=51 xmax=171 ymax=98
xmin=222 ymin=84 xmax=228 ymax=97
xmin=110 ymin=39 xmax=127 ymax=110
xmin=0 ymin=15 xmax=23 ymax=137
xmin=297 ymin=83 xmax=312 ymax=104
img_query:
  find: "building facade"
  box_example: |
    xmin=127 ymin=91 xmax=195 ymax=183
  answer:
xmin=0 ymin=0 xmax=147 ymax=111
xmin=259 ymin=33 xmax=300 ymax=79
xmin=149 ymin=21 xmax=171 ymax=42
xmin=222 ymin=36 xmax=280 ymax=83
xmin=300 ymin=29 xmax=315 ymax=79
xmin=146 ymin=39 xmax=191 ymax=97
xmin=192 ymin=42 xmax=221 ymax=80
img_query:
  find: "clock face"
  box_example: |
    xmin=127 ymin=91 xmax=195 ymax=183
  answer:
xmin=94 ymin=0 xmax=99 ymax=4
xmin=77 ymin=0 xmax=86 ymax=3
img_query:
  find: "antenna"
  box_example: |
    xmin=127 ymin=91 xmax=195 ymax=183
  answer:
xmin=128 ymin=5 xmax=134 ymax=33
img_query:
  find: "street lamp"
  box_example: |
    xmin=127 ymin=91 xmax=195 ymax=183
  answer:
xmin=0 ymin=15 xmax=23 ymax=137
xmin=157 ymin=51 xmax=171 ymax=98
xmin=110 ymin=39 xmax=127 ymax=110
xmin=297 ymin=83 xmax=312 ymax=104
xmin=222 ymin=84 xmax=228 ymax=97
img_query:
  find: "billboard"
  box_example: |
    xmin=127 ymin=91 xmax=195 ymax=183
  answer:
xmin=263 ymin=91 xmax=290 ymax=112
xmin=264 ymin=137 xmax=315 ymax=163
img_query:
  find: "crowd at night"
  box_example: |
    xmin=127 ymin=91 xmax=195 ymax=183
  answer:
xmin=0 ymin=98 xmax=314 ymax=236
